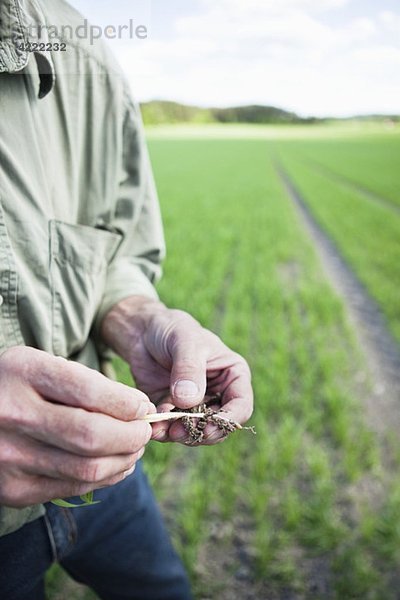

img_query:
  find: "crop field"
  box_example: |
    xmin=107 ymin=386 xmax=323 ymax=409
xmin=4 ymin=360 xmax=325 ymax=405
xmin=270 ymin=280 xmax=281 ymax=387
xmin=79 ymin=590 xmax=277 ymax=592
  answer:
xmin=276 ymin=136 xmax=400 ymax=343
xmin=47 ymin=123 xmax=400 ymax=599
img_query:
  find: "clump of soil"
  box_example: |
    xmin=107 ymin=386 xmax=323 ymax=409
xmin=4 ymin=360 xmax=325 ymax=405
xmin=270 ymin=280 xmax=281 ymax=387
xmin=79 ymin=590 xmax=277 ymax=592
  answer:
xmin=175 ymin=396 xmax=256 ymax=444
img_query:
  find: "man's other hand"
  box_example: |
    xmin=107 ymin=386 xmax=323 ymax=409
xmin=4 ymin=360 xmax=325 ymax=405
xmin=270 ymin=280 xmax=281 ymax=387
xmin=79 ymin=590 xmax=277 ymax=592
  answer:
xmin=0 ymin=347 xmax=155 ymax=508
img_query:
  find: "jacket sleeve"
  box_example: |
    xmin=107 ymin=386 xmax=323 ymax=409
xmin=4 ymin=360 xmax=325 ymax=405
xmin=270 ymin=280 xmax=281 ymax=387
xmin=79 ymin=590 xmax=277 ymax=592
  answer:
xmin=94 ymin=97 xmax=166 ymax=333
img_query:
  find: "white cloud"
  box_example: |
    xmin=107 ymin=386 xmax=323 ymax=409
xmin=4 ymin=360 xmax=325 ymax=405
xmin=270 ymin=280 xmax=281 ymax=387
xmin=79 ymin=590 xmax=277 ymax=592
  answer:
xmin=200 ymin=0 xmax=349 ymax=14
xmin=110 ymin=1 xmax=400 ymax=116
xmin=175 ymin=11 xmax=336 ymax=48
xmin=353 ymin=45 xmax=400 ymax=65
xmin=379 ymin=10 xmax=400 ymax=33
xmin=348 ymin=17 xmax=376 ymax=38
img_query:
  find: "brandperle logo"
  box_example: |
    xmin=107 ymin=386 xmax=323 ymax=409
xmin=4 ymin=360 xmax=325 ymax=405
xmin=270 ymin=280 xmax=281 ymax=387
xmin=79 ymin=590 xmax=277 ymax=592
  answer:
xmin=25 ymin=19 xmax=149 ymax=45
xmin=0 ymin=16 xmax=148 ymax=47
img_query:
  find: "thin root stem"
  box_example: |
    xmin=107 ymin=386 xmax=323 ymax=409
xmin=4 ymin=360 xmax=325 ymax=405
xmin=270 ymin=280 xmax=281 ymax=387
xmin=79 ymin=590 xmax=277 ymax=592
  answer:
xmin=142 ymin=412 xmax=206 ymax=423
xmin=142 ymin=411 xmax=244 ymax=429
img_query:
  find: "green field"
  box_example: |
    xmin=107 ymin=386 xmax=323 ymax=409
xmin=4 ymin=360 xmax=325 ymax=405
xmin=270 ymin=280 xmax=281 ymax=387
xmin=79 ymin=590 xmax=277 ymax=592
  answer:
xmin=47 ymin=123 xmax=400 ymax=599
xmin=277 ymin=141 xmax=400 ymax=342
xmin=277 ymin=134 xmax=400 ymax=208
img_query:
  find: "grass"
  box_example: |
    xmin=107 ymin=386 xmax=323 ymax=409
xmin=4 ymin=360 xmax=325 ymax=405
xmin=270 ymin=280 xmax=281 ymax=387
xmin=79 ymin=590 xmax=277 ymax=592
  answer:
xmin=46 ymin=124 xmax=400 ymax=599
xmin=277 ymin=149 xmax=400 ymax=342
xmin=275 ymin=135 xmax=400 ymax=207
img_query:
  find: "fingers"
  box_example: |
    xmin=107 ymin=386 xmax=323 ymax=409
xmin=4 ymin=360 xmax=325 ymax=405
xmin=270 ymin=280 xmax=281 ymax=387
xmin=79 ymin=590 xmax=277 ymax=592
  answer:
xmin=1 ymin=471 xmax=131 ymax=508
xmin=168 ymin=322 xmax=253 ymax=421
xmin=22 ymin=440 xmax=143 ymax=483
xmin=25 ymin=399 xmax=153 ymax=457
xmin=12 ymin=347 xmax=154 ymax=421
xmin=155 ymin=417 xmax=226 ymax=446
xmin=0 ymin=347 xmax=155 ymax=509
xmin=170 ymin=340 xmax=207 ymax=409
xmin=150 ymin=402 xmax=175 ymax=442
xmin=198 ymin=363 xmax=253 ymax=444
xmin=150 ymin=403 xmax=232 ymax=446
xmin=218 ymin=362 xmax=254 ymax=425
xmin=0 ymin=431 xmax=146 ymax=508
xmin=152 ymin=355 xmax=253 ymax=446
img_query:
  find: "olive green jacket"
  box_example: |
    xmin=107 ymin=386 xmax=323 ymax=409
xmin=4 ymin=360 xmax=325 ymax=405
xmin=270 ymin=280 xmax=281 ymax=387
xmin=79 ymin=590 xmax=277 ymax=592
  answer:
xmin=0 ymin=0 xmax=165 ymax=537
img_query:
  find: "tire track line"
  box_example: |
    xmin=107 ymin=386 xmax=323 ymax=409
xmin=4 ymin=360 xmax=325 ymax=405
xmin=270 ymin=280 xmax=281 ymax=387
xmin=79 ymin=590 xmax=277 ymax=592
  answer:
xmin=303 ymin=158 xmax=400 ymax=216
xmin=276 ymin=162 xmax=400 ymax=434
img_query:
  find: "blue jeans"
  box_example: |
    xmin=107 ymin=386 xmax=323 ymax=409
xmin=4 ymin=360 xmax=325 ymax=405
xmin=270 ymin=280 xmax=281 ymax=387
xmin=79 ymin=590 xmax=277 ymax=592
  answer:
xmin=0 ymin=462 xmax=192 ymax=600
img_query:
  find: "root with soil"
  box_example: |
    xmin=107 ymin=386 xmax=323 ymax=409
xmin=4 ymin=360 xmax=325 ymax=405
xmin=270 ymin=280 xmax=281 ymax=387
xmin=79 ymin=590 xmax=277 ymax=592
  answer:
xmin=144 ymin=396 xmax=256 ymax=444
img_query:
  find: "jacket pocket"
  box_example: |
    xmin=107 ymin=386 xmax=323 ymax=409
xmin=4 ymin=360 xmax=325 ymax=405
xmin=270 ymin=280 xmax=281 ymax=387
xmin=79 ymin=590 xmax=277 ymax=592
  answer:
xmin=49 ymin=220 xmax=121 ymax=357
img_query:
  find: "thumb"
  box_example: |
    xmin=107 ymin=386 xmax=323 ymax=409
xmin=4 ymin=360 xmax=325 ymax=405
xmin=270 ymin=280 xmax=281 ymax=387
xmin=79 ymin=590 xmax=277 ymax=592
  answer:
xmin=170 ymin=341 xmax=207 ymax=409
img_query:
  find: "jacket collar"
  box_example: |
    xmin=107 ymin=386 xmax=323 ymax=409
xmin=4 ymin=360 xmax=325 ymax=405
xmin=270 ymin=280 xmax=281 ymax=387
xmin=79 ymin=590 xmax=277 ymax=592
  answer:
xmin=0 ymin=0 xmax=55 ymax=98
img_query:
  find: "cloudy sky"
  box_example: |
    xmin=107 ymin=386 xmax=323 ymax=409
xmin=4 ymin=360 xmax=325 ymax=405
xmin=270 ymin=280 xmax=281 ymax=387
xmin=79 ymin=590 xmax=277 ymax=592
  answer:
xmin=70 ymin=0 xmax=400 ymax=117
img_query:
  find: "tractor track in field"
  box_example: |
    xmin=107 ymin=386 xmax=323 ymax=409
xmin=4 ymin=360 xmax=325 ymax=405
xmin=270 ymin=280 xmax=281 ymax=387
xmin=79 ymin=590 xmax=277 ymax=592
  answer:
xmin=276 ymin=163 xmax=400 ymax=436
xmin=303 ymin=158 xmax=400 ymax=216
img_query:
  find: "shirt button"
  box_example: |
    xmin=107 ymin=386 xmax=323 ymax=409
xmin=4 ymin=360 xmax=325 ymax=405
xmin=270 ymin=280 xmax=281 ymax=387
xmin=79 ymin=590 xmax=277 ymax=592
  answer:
xmin=0 ymin=294 xmax=3 ymax=306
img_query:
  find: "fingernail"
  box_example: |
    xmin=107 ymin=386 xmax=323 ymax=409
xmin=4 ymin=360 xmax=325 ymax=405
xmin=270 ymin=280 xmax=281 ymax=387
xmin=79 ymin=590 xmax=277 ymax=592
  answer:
xmin=173 ymin=379 xmax=199 ymax=399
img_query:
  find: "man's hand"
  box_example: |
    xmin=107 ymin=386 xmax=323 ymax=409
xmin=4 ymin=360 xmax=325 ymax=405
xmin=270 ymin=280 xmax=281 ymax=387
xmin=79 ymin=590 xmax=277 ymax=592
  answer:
xmin=101 ymin=297 xmax=253 ymax=445
xmin=0 ymin=346 xmax=155 ymax=508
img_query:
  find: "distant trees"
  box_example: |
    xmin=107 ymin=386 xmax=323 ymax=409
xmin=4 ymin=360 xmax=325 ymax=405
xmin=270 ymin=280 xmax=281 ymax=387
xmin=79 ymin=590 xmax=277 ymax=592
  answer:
xmin=211 ymin=105 xmax=301 ymax=124
xmin=140 ymin=101 xmax=312 ymax=125
xmin=140 ymin=101 xmax=399 ymax=126
xmin=140 ymin=101 xmax=213 ymax=125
